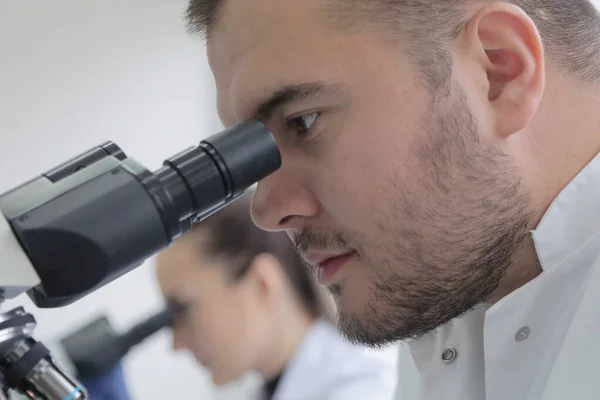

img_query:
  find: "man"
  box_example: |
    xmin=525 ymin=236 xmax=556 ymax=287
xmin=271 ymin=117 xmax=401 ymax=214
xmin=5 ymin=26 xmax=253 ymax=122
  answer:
xmin=185 ymin=0 xmax=600 ymax=399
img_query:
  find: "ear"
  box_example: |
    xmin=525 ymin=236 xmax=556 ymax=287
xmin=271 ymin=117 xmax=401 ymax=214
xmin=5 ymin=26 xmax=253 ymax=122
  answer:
xmin=243 ymin=253 xmax=284 ymax=305
xmin=462 ymin=3 xmax=545 ymax=138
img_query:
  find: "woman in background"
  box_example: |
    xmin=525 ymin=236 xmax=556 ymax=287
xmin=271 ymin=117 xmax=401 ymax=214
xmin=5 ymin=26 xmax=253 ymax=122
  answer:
xmin=156 ymin=190 xmax=397 ymax=400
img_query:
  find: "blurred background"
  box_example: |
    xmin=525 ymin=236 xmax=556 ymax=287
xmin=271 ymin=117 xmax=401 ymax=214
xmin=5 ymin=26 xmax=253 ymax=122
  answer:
xmin=0 ymin=1 xmax=397 ymax=399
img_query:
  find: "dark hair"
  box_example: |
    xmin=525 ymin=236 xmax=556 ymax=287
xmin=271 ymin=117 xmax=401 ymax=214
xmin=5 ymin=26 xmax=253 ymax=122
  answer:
xmin=194 ymin=190 xmax=330 ymax=319
xmin=185 ymin=0 xmax=600 ymax=86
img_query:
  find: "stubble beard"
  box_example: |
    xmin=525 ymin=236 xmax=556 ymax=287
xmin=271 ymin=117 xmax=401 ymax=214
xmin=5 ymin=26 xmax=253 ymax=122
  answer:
xmin=299 ymin=79 xmax=534 ymax=347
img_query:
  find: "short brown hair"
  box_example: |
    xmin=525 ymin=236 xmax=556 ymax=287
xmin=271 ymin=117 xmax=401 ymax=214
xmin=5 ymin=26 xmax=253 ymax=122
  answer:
xmin=193 ymin=190 xmax=332 ymax=320
xmin=185 ymin=0 xmax=600 ymax=85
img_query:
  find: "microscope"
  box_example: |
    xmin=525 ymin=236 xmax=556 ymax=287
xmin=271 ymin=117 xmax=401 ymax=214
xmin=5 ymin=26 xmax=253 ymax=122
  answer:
xmin=0 ymin=119 xmax=281 ymax=400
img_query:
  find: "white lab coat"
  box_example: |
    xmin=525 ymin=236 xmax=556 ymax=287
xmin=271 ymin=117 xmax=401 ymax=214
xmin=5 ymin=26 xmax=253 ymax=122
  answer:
xmin=394 ymin=152 xmax=600 ymax=400
xmin=254 ymin=319 xmax=397 ymax=400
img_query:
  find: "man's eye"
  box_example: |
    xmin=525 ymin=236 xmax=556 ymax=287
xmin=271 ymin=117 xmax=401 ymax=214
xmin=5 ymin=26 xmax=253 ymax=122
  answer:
xmin=286 ymin=112 xmax=320 ymax=137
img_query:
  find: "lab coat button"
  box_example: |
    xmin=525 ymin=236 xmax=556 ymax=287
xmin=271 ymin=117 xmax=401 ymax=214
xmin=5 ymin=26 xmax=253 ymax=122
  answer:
xmin=515 ymin=326 xmax=531 ymax=342
xmin=441 ymin=348 xmax=457 ymax=363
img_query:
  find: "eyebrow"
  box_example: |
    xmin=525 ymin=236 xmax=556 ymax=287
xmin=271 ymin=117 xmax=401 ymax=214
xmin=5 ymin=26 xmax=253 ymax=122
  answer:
xmin=253 ymin=82 xmax=342 ymax=122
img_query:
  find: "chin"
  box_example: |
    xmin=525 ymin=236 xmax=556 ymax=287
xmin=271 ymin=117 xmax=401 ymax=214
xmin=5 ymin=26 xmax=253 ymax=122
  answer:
xmin=210 ymin=367 xmax=244 ymax=387
xmin=211 ymin=373 xmax=233 ymax=387
xmin=196 ymin=359 xmax=229 ymax=386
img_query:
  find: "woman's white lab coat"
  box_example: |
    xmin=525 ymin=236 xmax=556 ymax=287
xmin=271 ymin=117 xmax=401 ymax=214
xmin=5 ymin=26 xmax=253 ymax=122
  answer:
xmin=259 ymin=319 xmax=397 ymax=400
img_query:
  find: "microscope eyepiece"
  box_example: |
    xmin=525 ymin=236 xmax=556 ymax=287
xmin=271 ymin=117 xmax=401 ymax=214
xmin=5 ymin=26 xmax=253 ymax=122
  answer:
xmin=201 ymin=119 xmax=282 ymax=195
xmin=154 ymin=119 xmax=281 ymax=230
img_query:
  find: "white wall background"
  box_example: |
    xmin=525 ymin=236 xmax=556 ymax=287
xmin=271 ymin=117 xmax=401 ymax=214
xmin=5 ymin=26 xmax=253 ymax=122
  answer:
xmin=0 ymin=1 xmax=259 ymax=399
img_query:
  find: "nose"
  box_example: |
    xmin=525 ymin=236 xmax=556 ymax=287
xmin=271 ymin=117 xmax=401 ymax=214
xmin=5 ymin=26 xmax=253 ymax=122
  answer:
xmin=251 ymin=169 xmax=319 ymax=232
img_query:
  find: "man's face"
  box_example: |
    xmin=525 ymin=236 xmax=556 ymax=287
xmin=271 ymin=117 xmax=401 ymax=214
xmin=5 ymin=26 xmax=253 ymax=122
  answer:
xmin=209 ymin=0 xmax=533 ymax=345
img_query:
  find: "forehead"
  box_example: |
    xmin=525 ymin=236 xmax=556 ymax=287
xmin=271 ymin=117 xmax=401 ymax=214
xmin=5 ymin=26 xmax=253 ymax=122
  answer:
xmin=207 ymin=0 xmax=393 ymax=125
xmin=209 ymin=0 xmax=323 ymax=77
xmin=156 ymin=235 xmax=220 ymax=293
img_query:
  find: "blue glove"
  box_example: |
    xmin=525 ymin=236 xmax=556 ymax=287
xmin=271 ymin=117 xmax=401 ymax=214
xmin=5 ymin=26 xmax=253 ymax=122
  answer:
xmin=79 ymin=364 xmax=132 ymax=400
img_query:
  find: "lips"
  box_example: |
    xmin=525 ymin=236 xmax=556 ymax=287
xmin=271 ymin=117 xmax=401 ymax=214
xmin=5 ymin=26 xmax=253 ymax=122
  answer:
xmin=302 ymin=251 xmax=357 ymax=285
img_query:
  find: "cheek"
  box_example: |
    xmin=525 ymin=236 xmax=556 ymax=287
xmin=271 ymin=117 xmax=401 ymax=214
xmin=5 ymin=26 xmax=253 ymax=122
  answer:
xmin=196 ymin=291 xmax=269 ymax=370
xmin=317 ymin=86 xmax=429 ymax=232
xmin=313 ymin=123 xmax=408 ymax=234
xmin=225 ymin=288 xmax=275 ymax=371
xmin=190 ymin=304 xmax=229 ymax=353
xmin=229 ymin=289 xmax=271 ymax=350
xmin=339 ymin=261 xmax=372 ymax=303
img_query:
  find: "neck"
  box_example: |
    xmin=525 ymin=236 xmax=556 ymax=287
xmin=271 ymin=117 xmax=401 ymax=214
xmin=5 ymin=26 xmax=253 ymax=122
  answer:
xmin=490 ymin=67 xmax=600 ymax=303
xmin=528 ymin=69 xmax=600 ymax=225
xmin=257 ymin=307 xmax=314 ymax=381
xmin=489 ymin=235 xmax=542 ymax=304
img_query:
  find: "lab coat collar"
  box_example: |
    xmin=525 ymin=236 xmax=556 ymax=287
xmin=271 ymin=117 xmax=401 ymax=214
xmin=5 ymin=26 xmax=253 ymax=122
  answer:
xmin=272 ymin=318 xmax=398 ymax=400
xmin=273 ymin=319 xmax=333 ymax=399
xmin=531 ymin=151 xmax=600 ymax=271
xmin=398 ymin=152 xmax=600 ymax=400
